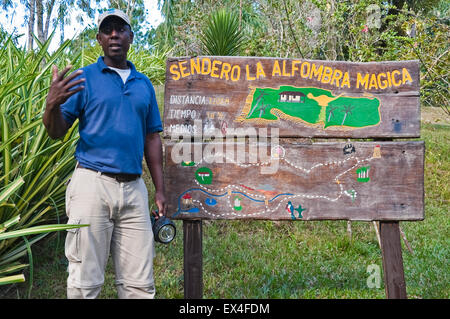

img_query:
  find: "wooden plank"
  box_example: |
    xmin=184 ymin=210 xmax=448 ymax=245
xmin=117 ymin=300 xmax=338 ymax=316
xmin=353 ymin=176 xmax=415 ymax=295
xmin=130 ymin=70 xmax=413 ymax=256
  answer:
xmin=183 ymin=220 xmax=203 ymax=298
xmin=380 ymin=221 xmax=407 ymax=299
xmin=163 ymin=57 xmax=420 ymax=138
xmin=164 ymin=140 xmax=424 ymax=221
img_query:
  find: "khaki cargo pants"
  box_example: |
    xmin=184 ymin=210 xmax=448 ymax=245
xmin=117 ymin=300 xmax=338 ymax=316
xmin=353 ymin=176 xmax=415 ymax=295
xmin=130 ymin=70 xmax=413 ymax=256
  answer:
xmin=65 ymin=167 xmax=155 ymax=299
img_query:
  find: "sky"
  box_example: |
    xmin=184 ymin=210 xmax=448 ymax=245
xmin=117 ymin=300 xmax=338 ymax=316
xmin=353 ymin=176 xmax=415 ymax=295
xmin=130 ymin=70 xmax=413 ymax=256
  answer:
xmin=0 ymin=0 xmax=164 ymax=51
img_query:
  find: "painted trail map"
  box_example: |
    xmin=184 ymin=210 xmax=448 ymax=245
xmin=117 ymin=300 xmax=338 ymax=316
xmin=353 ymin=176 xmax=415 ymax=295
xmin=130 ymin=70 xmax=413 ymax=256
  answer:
xmin=238 ymin=86 xmax=381 ymax=129
xmin=164 ymin=141 xmax=424 ymax=221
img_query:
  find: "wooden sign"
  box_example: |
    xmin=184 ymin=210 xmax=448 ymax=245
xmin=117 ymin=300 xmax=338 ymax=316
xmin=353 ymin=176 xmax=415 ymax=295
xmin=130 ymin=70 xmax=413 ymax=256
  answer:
xmin=165 ymin=140 xmax=424 ymax=221
xmin=164 ymin=57 xmax=420 ymax=138
xmin=162 ymin=56 xmax=425 ymax=299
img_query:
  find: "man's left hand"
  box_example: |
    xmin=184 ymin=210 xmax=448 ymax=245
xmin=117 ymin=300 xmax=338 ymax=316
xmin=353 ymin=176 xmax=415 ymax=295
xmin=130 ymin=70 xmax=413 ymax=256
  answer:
xmin=155 ymin=190 xmax=167 ymax=218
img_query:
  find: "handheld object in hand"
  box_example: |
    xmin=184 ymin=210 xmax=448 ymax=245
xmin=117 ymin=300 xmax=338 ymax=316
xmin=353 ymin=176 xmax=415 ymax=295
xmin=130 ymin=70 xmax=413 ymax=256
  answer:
xmin=151 ymin=211 xmax=176 ymax=244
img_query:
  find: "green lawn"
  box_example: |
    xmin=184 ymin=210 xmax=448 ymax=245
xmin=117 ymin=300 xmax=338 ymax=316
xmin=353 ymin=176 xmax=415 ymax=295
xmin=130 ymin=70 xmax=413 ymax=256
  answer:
xmin=1 ymin=111 xmax=448 ymax=299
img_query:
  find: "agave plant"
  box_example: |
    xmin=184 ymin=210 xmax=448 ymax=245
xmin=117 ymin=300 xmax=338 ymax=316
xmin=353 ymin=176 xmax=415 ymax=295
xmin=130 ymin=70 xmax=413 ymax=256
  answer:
xmin=0 ymin=32 xmax=86 ymax=290
xmin=0 ymin=215 xmax=87 ymax=286
xmin=200 ymin=9 xmax=245 ymax=56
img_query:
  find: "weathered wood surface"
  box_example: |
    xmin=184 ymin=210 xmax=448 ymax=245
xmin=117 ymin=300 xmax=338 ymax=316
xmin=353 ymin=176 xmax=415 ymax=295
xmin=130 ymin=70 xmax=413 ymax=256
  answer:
xmin=380 ymin=222 xmax=407 ymax=299
xmin=164 ymin=140 xmax=424 ymax=221
xmin=183 ymin=220 xmax=203 ymax=299
xmin=163 ymin=57 xmax=420 ymax=138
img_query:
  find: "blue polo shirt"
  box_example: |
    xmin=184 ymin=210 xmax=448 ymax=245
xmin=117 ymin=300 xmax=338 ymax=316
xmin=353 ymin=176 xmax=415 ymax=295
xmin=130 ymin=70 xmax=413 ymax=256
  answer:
xmin=61 ymin=57 xmax=163 ymax=175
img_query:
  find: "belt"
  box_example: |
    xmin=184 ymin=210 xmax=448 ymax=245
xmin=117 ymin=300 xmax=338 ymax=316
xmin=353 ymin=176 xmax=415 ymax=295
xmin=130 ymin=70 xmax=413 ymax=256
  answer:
xmin=76 ymin=163 xmax=140 ymax=183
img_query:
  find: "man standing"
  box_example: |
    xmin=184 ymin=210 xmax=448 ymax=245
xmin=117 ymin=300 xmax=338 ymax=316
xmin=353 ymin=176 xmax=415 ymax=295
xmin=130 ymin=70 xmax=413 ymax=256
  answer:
xmin=43 ymin=9 xmax=167 ymax=299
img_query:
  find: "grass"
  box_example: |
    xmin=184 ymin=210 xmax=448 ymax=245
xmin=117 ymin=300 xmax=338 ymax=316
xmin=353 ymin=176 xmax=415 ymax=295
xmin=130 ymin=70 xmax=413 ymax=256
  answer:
xmin=0 ymin=107 xmax=448 ymax=299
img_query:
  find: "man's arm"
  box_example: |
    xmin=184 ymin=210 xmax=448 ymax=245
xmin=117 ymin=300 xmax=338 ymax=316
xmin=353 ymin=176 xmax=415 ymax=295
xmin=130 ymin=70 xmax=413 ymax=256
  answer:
xmin=43 ymin=65 xmax=84 ymax=139
xmin=144 ymin=131 xmax=167 ymax=217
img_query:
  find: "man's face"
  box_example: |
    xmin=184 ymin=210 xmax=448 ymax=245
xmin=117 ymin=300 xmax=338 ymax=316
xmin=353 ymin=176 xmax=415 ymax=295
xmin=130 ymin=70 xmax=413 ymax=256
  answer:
xmin=96 ymin=16 xmax=134 ymax=62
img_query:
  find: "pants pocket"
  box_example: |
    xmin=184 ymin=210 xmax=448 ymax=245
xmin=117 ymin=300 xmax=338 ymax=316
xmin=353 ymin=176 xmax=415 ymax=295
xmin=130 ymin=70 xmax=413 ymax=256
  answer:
xmin=65 ymin=218 xmax=82 ymax=263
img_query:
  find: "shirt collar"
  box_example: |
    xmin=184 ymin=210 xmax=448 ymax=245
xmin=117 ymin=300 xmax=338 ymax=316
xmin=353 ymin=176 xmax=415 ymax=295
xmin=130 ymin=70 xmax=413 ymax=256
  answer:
xmin=96 ymin=56 xmax=140 ymax=79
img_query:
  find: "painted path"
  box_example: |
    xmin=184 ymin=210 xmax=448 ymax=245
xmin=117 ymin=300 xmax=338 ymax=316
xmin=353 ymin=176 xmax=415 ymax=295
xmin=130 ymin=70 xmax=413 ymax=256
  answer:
xmin=174 ymin=146 xmax=378 ymax=219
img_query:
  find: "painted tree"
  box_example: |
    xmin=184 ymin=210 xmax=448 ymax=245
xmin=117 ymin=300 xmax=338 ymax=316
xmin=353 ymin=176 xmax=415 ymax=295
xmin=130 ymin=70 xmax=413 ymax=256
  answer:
xmin=247 ymin=89 xmax=269 ymax=118
xmin=258 ymin=101 xmax=271 ymax=118
xmin=341 ymin=105 xmax=355 ymax=126
xmin=327 ymin=106 xmax=338 ymax=122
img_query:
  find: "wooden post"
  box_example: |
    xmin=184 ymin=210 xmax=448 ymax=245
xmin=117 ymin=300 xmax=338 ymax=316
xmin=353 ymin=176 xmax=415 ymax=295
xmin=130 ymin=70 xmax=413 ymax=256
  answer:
xmin=183 ymin=220 xmax=203 ymax=298
xmin=379 ymin=221 xmax=407 ymax=299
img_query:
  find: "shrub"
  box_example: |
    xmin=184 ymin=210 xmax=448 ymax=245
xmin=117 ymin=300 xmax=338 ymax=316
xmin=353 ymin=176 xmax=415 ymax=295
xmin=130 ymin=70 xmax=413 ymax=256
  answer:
xmin=0 ymin=34 xmax=83 ymax=288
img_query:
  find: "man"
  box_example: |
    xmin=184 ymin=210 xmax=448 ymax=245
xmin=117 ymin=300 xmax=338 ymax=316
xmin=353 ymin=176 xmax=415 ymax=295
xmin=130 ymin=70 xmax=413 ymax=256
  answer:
xmin=43 ymin=8 xmax=167 ymax=299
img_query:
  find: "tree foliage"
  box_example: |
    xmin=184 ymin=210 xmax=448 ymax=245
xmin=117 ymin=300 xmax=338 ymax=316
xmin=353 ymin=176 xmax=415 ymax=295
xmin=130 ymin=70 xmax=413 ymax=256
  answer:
xmin=153 ymin=0 xmax=448 ymax=113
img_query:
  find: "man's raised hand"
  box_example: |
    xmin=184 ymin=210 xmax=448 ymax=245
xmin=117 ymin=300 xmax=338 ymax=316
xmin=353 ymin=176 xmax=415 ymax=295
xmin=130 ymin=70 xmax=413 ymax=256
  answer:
xmin=43 ymin=65 xmax=84 ymax=139
xmin=46 ymin=65 xmax=85 ymax=108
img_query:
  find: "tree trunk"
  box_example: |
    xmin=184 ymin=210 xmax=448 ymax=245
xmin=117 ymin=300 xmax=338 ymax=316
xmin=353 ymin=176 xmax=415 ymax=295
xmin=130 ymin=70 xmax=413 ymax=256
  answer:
xmin=36 ymin=0 xmax=44 ymax=43
xmin=44 ymin=0 xmax=56 ymax=42
xmin=126 ymin=0 xmax=137 ymax=17
xmin=59 ymin=4 xmax=65 ymax=45
xmin=27 ymin=0 xmax=36 ymax=50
